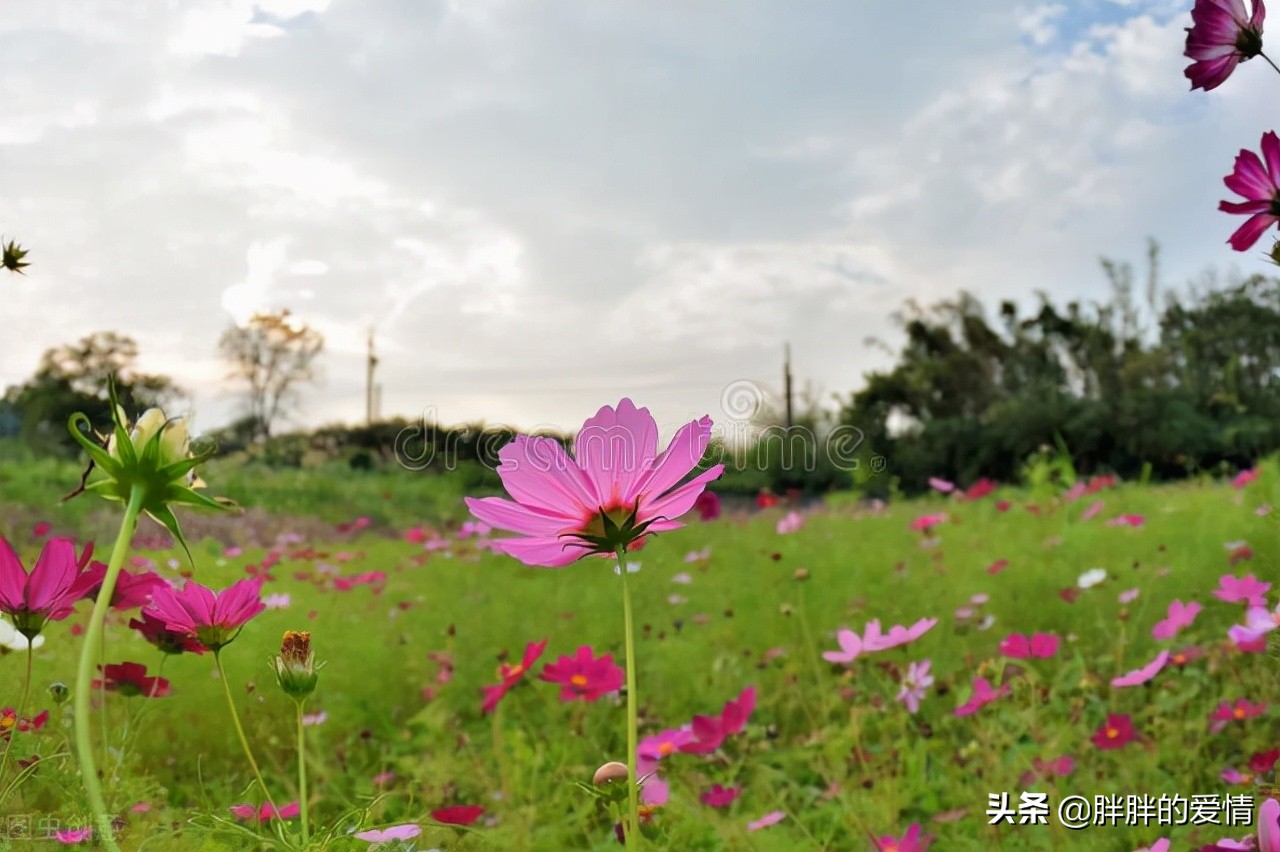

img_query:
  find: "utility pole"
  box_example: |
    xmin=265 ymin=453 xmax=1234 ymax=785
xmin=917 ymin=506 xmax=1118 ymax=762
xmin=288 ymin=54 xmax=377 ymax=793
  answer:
xmin=784 ymin=342 xmax=794 ymax=429
xmin=366 ymin=327 xmax=378 ymax=426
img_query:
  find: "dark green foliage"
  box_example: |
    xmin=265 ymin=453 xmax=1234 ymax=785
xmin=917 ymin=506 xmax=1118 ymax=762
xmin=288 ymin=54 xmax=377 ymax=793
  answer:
xmin=842 ymin=247 xmax=1273 ymax=492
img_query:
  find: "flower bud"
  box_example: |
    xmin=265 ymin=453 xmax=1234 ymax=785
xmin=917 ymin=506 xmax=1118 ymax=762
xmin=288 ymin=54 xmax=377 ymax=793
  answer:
xmin=273 ymin=630 xmax=320 ymax=698
xmin=49 ymin=682 xmax=70 ymax=704
xmin=592 ymin=761 xmax=629 ymax=786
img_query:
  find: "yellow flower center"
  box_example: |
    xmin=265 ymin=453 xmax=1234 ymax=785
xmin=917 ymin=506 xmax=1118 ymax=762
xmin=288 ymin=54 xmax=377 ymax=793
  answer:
xmin=1234 ymin=707 xmax=1247 ymax=720
xmin=1172 ymin=653 xmax=1186 ymax=665
xmin=0 ymin=717 xmax=13 ymax=731
xmin=658 ymin=742 xmax=674 ymax=757
xmin=1105 ymin=727 xmax=1118 ymax=739
xmin=570 ymin=674 xmax=589 ymax=687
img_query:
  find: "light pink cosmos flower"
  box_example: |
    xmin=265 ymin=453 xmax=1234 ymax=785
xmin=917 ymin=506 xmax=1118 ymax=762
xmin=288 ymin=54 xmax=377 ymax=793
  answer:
xmin=1081 ymin=500 xmax=1105 ymax=521
xmin=229 ymin=802 xmax=300 ymax=822
xmin=928 ymin=477 xmax=955 ymax=494
xmin=1185 ymin=0 xmax=1266 ymax=92
xmin=1205 ymin=797 xmax=1280 ymax=851
xmin=999 ymin=633 xmax=1060 ymax=660
xmin=822 ymin=628 xmax=864 ymax=664
xmin=954 ymin=677 xmax=1010 ymax=716
xmin=746 ymin=811 xmax=785 ymax=832
xmin=355 ymin=824 xmax=421 ymax=842
xmin=896 ymin=660 xmax=933 ymax=714
xmin=775 ymin=511 xmax=804 ymax=535
xmin=1119 ymin=588 xmax=1140 ymax=605
xmin=1111 ymin=650 xmax=1170 ymax=688
xmin=639 ymin=727 xmax=695 ymax=760
xmin=1108 ymin=514 xmax=1145 ymax=528
xmin=863 ymin=617 xmax=938 ymax=652
xmin=636 ymin=754 xmax=669 ymax=806
xmin=1152 ymin=600 xmax=1202 ymax=640
xmin=1215 ymin=573 xmax=1271 ymax=606
xmin=464 ymin=399 xmax=724 ymax=567
xmin=0 ymin=537 xmax=101 ymax=638
xmin=1135 ymin=839 xmax=1170 ymax=852
xmin=1228 ymin=603 xmax=1280 ymax=645
xmin=1220 ymin=131 xmax=1280 ymax=251
xmin=145 ymin=577 xmax=265 ymax=651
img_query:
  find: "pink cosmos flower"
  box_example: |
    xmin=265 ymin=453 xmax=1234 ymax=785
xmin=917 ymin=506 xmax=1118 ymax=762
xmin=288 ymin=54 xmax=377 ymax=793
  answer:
xmin=999 ymin=632 xmax=1060 ymax=660
xmin=954 ymin=677 xmax=1010 ymax=716
xmin=863 ymin=617 xmax=938 ymax=652
xmin=1234 ymin=468 xmax=1260 ymax=488
xmin=1135 ymin=840 xmax=1170 ymax=852
xmin=700 ymin=783 xmax=741 ymax=808
xmin=539 ymin=645 xmax=624 ymax=702
xmin=1108 ymin=514 xmax=1145 ymax=528
xmin=1221 ymin=131 xmax=1280 ymax=251
xmin=78 ymin=566 xmax=166 ymax=612
xmin=481 ymin=639 xmax=547 ymax=714
xmin=1092 ymin=713 xmax=1137 ymax=750
xmin=53 ymin=828 xmax=92 ymax=844
xmin=92 ymin=662 xmax=171 ymax=698
xmin=1228 ymin=603 xmax=1280 ymax=645
xmin=1111 ymin=650 xmax=1170 ymax=688
xmin=909 ymin=513 xmax=946 ymax=533
xmin=636 ymin=754 xmax=669 ymax=806
xmin=431 ymin=805 xmax=485 ymax=826
xmin=355 ymin=825 xmax=421 ymax=842
xmin=896 ymin=660 xmax=933 ymax=714
xmin=464 ymin=399 xmax=724 ymax=567
xmin=1081 ymin=500 xmax=1105 ymax=522
xmin=1185 ymin=0 xmax=1266 ymax=91
xmin=128 ymin=611 xmax=207 ymax=655
xmin=1205 ymin=797 xmax=1280 ymax=851
xmin=31 ymin=521 xmax=51 ymax=539
xmin=1152 ymin=600 xmax=1202 ymax=640
xmin=822 ymin=628 xmax=865 ymax=664
xmin=694 ymin=491 xmax=721 ymax=521
xmin=986 ymin=559 xmax=1009 ymax=575
xmin=1019 ymin=755 xmax=1075 ymax=786
xmin=775 ymin=511 xmax=804 ymax=535
xmin=1215 ymin=573 xmax=1270 ymax=606
xmin=746 ymin=811 xmax=785 ymax=832
xmin=962 ymin=478 xmax=996 ymax=500
xmin=0 ymin=537 xmax=101 ymax=638
xmin=1119 ymin=588 xmax=1140 ymax=605
xmin=679 ymin=686 xmax=756 ymax=755
xmin=873 ymin=823 xmax=934 ymax=851
xmin=639 ymin=727 xmax=696 ymax=760
xmin=229 ymin=802 xmax=300 ymax=822
xmin=1210 ymin=699 xmax=1267 ymax=733
xmin=928 ymin=477 xmax=955 ymax=494
xmin=145 ymin=577 xmax=265 ymax=651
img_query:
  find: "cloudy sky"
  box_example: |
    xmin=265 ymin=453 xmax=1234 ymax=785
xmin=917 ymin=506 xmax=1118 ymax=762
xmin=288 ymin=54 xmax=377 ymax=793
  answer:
xmin=0 ymin=0 xmax=1271 ymax=437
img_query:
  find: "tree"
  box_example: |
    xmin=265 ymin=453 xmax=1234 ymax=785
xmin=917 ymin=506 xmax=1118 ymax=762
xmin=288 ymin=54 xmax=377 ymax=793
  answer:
xmin=3 ymin=331 xmax=184 ymax=455
xmin=219 ymin=310 xmax=324 ymax=442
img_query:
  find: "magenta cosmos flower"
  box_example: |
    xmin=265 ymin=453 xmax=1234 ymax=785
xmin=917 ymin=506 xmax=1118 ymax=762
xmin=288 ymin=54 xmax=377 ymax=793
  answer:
xmin=1091 ymin=713 xmax=1137 ymax=750
xmin=680 ymin=686 xmax=756 ymax=754
xmin=540 ymin=645 xmax=625 ymax=702
xmin=0 ymin=537 xmax=100 ymax=638
xmin=1185 ymin=0 xmax=1266 ymax=91
xmin=1221 ymin=131 xmax=1280 ymax=251
xmin=873 ymin=823 xmax=934 ymax=851
xmin=92 ymin=662 xmax=171 ymax=698
xmin=464 ymin=399 xmax=724 ymax=567
xmin=144 ymin=577 xmax=265 ymax=651
xmin=480 ymin=639 xmax=547 ymax=714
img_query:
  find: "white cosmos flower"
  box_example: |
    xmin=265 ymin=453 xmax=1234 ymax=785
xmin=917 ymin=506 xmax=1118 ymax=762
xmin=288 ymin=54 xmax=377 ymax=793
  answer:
xmin=1077 ymin=568 xmax=1108 ymax=589
xmin=0 ymin=618 xmax=45 ymax=652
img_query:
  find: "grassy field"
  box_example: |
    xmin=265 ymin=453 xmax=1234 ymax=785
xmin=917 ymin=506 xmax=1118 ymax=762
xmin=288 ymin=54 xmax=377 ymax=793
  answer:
xmin=1 ymin=446 xmax=1278 ymax=850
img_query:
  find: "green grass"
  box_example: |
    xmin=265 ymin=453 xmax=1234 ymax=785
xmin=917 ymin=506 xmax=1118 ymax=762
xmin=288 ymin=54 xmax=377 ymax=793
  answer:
xmin=1 ymin=451 xmax=1278 ymax=850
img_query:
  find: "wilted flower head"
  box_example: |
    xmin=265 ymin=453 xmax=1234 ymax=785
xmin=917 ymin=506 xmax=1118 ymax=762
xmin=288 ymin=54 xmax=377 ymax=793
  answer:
xmin=273 ymin=630 xmax=320 ymax=698
xmin=465 ymin=399 xmax=723 ymax=567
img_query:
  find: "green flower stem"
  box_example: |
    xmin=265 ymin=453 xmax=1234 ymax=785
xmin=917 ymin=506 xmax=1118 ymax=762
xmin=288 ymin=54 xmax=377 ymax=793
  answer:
xmin=491 ymin=700 xmax=511 ymax=801
xmin=0 ymin=644 xmax=35 ymax=787
xmin=616 ymin=548 xmax=640 ymax=851
xmin=73 ymin=483 xmax=145 ymax=852
xmin=294 ymin=699 xmax=310 ymax=845
xmin=214 ymin=651 xmax=279 ymax=816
